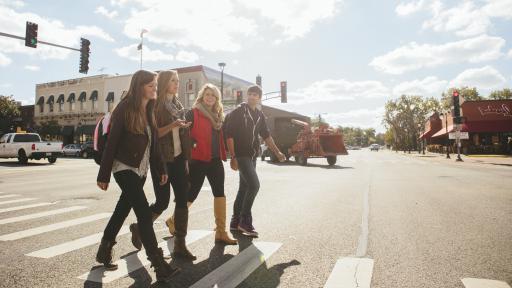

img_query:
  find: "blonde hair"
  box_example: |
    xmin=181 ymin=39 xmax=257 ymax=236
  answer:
xmin=194 ymin=83 xmax=224 ymax=120
xmin=122 ymin=70 xmax=157 ymax=134
xmin=155 ymin=70 xmax=179 ymax=112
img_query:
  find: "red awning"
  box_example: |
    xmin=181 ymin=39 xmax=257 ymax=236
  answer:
xmin=464 ymin=120 xmax=512 ymax=133
xmin=432 ymin=125 xmax=453 ymax=138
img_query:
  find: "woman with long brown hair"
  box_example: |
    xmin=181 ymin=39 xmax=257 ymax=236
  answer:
xmin=184 ymin=83 xmax=237 ymax=245
xmin=132 ymin=69 xmax=196 ymax=260
xmin=95 ymin=70 xmax=179 ymax=283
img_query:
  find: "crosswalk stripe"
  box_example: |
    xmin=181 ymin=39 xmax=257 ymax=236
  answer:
xmin=0 ymin=198 xmax=36 ymax=206
xmin=462 ymin=278 xmax=511 ymax=288
xmin=27 ymin=226 xmax=129 ymax=258
xmin=0 ymin=206 xmax=87 ymax=225
xmin=0 ymin=194 xmax=20 ymax=199
xmin=0 ymin=213 xmax=111 ymax=241
xmin=323 ymin=257 xmax=374 ymax=288
xmin=26 ymin=227 xmax=168 ymax=259
xmin=0 ymin=202 xmax=56 ymax=214
xmin=189 ymin=242 xmax=282 ymax=288
xmin=78 ymin=230 xmax=213 ymax=283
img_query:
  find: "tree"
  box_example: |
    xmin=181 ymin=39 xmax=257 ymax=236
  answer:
xmin=0 ymin=95 xmax=20 ymax=136
xmin=488 ymin=88 xmax=512 ymax=100
xmin=36 ymin=120 xmax=61 ymax=140
xmin=441 ymin=87 xmax=483 ymax=110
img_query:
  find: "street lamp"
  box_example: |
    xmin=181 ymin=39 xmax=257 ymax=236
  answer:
xmin=445 ymin=112 xmax=450 ymax=159
xmin=218 ymin=62 xmax=226 ymax=101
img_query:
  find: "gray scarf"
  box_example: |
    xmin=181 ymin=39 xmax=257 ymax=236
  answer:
xmin=164 ymin=95 xmax=185 ymax=120
xmin=193 ymin=102 xmax=223 ymax=130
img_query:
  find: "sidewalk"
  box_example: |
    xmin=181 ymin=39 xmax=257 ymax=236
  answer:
xmin=392 ymin=150 xmax=512 ymax=168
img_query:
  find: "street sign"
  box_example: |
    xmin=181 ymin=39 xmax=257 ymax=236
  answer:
xmin=449 ymin=131 xmax=469 ymax=139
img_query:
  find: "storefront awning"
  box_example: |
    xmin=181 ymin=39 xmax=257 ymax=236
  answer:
xmin=37 ymin=96 xmax=44 ymax=105
xmin=89 ymin=90 xmax=98 ymax=101
xmin=67 ymin=93 xmax=76 ymax=103
xmin=61 ymin=125 xmax=74 ymax=136
xmin=78 ymin=91 xmax=87 ymax=102
xmin=431 ymin=125 xmax=455 ymax=138
xmin=465 ymin=120 xmax=512 ymax=133
xmin=105 ymin=92 xmax=114 ymax=102
xmin=76 ymin=125 xmax=95 ymax=135
xmin=419 ymin=129 xmax=434 ymax=139
xmin=56 ymin=94 xmax=65 ymax=104
xmin=46 ymin=95 xmax=55 ymax=104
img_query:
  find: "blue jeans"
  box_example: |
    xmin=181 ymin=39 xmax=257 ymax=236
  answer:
xmin=233 ymin=157 xmax=260 ymax=217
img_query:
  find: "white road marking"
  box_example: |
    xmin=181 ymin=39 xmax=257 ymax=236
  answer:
xmin=462 ymin=278 xmax=511 ymax=288
xmin=324 ymin=257 xmax=374 ymax=288
xmin=27 ymin=227 xmax=168 ymax=259
xmin=189 ymin=242 xmax=282 ymax=288
xmin=0 ymin=198 xmax=36 ymax=206
xmin=0 ymin=206 xmax=87 ymax=225
xmin=356 ymin=183 xmax=370 ymax=257
xmin=78 ymin=230 xmax=213 ymax=283
xmin=0 ymin=194 xmax=20 ymax=199
xmin=0 ymin=202 xmax=55 ymax=214
xmin=0 ymin=213 xmax=111 ymax=241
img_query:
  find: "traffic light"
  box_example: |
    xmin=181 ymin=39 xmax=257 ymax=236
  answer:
xmin=236 ymin=91 xmax=243 ymax=105
xmin=79 ymin=38 xmax=90 ymax=74
xmin=280 ymin=81 xmax=287 ymax=103
xmin=25 ymin=21 xmax=38 ymax=48
xmin=452 ymin=90 xmax=461 ymax=124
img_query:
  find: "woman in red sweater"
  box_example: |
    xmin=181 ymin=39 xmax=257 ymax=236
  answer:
xmin=180 ymin=83 xmax=237 ymax=245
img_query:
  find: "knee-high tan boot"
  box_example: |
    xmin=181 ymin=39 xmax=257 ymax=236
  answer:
xmin=214 ymin=197 xmax=237 ymax=245
xmin=165 ymin=202 xmax=192 ymax=236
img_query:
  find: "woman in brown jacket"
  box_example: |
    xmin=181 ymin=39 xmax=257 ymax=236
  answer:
xmin=144 ymin=69 xmax=196 ymax=260
xmin=95 ymin=70 xmax=179 ymax=283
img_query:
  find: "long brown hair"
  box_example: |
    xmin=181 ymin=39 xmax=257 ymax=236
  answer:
xmin=155 ymin=70 xmax=179 ymax=116
xmin=122 ymin=70 xmax=157 ymax=134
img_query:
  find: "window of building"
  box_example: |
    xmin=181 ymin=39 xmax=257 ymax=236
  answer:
xmin=37 ymin=96 xmax=45 ymax=113
xmin=78 ymin=91 xmax=87 ymax=111
xmin=47 ymin=95 xmax=55 ymax=113
xmin=106 ymin=92 xmax=114 ymax=112
xmin=90 ymin=90 xmax=98 ymax=111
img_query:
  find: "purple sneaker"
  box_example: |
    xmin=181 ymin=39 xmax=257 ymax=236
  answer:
xmin=229 ymin=215 xmax=239 ymax=231
xmin=238 ymin=215 xmax=258 ymax=237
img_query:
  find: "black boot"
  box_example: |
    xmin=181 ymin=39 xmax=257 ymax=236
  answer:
xmin=172 ymin=207 xmax=197 ymax=261
xmin=148 ymin=248 xmax=180 ymax=283
xmin=96 ymin=239 xmax=118 ymax=270
xmin=130 ymin=212 xmax=160 ymax=251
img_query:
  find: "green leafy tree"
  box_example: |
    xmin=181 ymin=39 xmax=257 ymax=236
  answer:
xmin=488 ymin=88 xmax=512 ymax=100
xmin=441 ymin=87 xmax=483 ymax=110
xmin=0 ymin=95 xmax=20 ymax=135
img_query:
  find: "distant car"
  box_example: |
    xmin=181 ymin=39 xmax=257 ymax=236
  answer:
xmin=62 ymin=144 xmax=81 ymax=157
xmin=80 ymin=141 xmax=94 ymax=158
xmin=370 ymin=144 xmax=380 ymax=151
xmin=352 ymin=146 xmax=361 ymax=150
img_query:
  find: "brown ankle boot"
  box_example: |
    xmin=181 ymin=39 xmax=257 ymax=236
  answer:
xmin=214 ymin=197 xmax=237 ymax=245
xmin=147 ymin=248 xmax=180 ymax=283
xmin=165 ymin=202 xmax=191 ymax=237
xmin=171 ymin=207 xmax=196 ymax=260
xmin=130 ymin=212 xmax=160 ymax=250
xmin=96 ymin=239 xmax=118 ymax=270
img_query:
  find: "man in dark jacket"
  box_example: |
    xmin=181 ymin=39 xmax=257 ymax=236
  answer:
xmin=225 ymin=85 xmax=285 ymax=237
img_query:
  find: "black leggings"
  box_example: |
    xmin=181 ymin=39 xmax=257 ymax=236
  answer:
xmin=102 ymin=170 xmax=159 ymax=256
xmin=188 ymin=158 xmax=225 ymax=202
xmin=150 ymin=153 xmax=189 ymax=213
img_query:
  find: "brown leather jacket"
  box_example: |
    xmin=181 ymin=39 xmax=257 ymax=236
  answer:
xmin=155 ymin=103 xmax=191 ymax=162
xmin=97 ymin=99 xmax=166 ymax=183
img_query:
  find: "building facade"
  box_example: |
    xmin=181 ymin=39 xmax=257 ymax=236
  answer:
xmin=34 ymin=66 xmax=256 ymax=145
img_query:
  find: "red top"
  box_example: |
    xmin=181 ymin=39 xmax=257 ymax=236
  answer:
xmin=190 ymin=108 xmax=227 ymax=162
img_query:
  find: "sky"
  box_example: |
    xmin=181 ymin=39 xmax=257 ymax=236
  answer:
xmin=0 ymin=0 xmax=511 ymax=133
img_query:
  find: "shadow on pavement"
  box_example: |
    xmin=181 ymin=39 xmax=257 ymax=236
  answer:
xmin=0 ymin=161 xmax=49 ymax=167
xmin=83 ymin=265 xmax=105 ymax=288
xmin=264 ymin=160 xmax=353 ymax=169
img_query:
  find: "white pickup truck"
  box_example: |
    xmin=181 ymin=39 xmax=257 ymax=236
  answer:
xmin=0 ymin=133 xmax=63 ymax=164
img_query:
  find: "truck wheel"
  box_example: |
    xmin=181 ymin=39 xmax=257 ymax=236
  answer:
xmin=48 ymin=157 xmax=57 ymax=164
xmin=327 ymin=156 xmax=337 ymax=166
xmin=298 ymin=155 xmax=307 ymax=166
xmin=18 ymin=150 xmax=28 ymax=164
xmin=261 ymin=155 xmax=265 ymax=161
xmin=270 ymin=153 xmax=278 ymax=163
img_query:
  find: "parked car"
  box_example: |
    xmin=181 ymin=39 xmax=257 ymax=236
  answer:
xmin=0 ymin=133 xmax=62 ymax=164
xmin=62 ymin=144 xmax=81 ymax=157
xmin=80 ymin=141 xmax=94 ymax=158
xmin=370 ymin=144 xmax=380 ymax=151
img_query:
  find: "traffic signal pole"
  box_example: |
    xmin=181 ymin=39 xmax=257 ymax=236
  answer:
xmin=0 ymin=32 xmax=80 ymax=52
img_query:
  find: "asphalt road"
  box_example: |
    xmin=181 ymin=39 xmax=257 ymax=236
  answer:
xmin=0 ymin=150 xmax=510 ymax=288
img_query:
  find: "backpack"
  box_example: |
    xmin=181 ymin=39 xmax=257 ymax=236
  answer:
xmin=93 ymin=113 xmax=111 ymax=165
